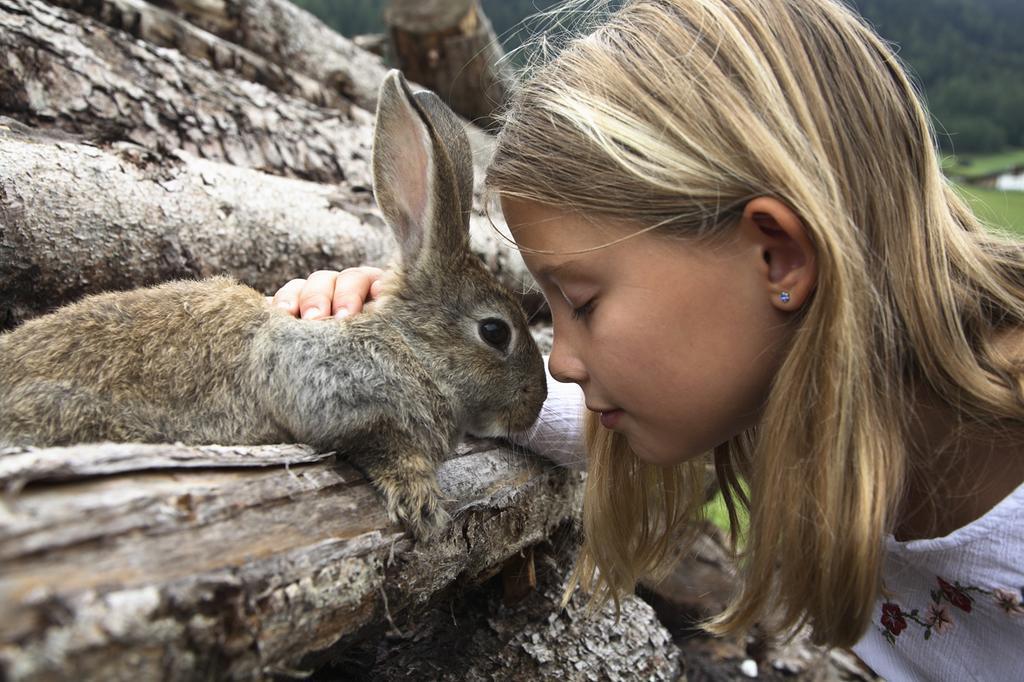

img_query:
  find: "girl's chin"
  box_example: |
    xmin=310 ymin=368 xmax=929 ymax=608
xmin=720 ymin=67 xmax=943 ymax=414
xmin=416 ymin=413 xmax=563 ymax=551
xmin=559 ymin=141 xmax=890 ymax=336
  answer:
xmin=627 ymin=438 xmax=685 ymax=466
xmin=627 ymin=434 xmax=704 ymax=466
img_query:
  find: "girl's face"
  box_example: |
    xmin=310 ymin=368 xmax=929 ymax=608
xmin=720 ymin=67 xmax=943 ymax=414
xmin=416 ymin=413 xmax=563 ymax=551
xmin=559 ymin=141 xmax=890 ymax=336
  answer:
xmin=504 ymin=197 xmax=799 ymax=465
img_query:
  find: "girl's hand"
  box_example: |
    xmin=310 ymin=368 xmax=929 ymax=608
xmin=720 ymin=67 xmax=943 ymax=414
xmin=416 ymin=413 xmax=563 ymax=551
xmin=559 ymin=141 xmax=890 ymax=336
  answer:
xmin=270 ymin=267 xmax=386 ymax=320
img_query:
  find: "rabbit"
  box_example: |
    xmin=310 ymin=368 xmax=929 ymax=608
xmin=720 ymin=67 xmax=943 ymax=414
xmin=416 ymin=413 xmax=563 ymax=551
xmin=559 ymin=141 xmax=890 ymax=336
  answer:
xmin=0 ymin=70 xmax=548 ymax=541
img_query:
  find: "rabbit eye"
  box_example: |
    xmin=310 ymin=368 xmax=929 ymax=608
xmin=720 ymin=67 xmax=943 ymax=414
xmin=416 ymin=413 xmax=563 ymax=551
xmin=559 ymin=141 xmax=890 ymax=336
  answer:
xmin=478 ymin=318 xmax=511 ymax=351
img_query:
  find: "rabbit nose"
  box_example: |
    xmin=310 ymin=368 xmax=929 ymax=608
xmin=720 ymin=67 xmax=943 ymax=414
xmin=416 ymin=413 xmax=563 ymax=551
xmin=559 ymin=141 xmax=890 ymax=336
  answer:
xmin=522 ymin=379 xmax=545 ymax=393
xmin=523 ymin=381 xmax=547 ymax=402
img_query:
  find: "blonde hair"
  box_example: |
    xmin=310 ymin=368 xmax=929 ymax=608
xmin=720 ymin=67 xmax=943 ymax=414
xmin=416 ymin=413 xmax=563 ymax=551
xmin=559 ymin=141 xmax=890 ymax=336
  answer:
xmin=486 ymin=0 xmax=1024 ymax=647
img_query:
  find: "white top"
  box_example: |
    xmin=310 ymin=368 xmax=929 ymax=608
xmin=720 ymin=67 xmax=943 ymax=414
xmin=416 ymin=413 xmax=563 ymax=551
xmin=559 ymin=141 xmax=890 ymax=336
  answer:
xmin=515 ymin=358 xmax=1024 ymax=680
xmin=852 ymin=481 xmax=1024 ymax=681
xmin=510 ymin=355 xmax=588 ymax=471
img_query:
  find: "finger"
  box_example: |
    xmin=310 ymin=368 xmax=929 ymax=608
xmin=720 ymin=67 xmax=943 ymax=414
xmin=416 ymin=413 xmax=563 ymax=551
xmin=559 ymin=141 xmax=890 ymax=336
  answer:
xmin=298 ymin=270 xmax=340 ymax=320
xmin=331 ymin=267 xmax=384 ymax=317
xmin=369 ymin=277 xmax=386 ymax=300
xmin=271 ymin=279 xmax=308 ymax=317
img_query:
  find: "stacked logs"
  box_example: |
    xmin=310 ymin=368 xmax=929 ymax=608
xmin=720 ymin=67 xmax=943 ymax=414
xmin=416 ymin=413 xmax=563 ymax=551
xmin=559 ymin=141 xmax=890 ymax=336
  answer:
xmin=0 ymin=1 xmax=682 ymax=679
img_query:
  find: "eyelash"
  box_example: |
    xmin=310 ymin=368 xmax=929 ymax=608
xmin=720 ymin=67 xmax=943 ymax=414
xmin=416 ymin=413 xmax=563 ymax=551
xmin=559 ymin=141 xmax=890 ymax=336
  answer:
xmin=571 ymin=299 xmax=595 ymax=321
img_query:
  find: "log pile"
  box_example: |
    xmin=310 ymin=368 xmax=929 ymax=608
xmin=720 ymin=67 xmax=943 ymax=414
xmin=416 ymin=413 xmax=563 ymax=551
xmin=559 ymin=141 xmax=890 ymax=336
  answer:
xmin=0 ymin=0 xmax=681 ymax=679
xmin=0 ymin=0 xmax=539 ymax=331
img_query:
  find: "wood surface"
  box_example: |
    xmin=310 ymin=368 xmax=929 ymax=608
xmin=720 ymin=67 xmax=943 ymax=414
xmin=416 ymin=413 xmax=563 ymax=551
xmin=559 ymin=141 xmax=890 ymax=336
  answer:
xmin=0 ymin=439 xmax=589 ymax=679
xmin=385 ymin=0 xmax=512 ymax=128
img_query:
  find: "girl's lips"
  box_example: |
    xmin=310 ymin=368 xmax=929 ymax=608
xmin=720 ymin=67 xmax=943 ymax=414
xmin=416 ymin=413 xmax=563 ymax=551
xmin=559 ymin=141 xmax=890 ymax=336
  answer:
xmin=599 ymin=409 xmax=623 ymax=429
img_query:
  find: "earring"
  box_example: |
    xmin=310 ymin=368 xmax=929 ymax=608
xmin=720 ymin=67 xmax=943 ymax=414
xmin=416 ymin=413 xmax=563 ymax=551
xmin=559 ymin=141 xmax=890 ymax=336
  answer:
xmin=779 ymin=291 xmax=791 ymax=303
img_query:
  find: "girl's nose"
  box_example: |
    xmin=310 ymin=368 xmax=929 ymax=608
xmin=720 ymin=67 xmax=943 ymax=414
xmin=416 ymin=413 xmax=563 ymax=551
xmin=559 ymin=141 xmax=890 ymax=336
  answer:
xmin=548 ymin=331 xmax=587 ymax=384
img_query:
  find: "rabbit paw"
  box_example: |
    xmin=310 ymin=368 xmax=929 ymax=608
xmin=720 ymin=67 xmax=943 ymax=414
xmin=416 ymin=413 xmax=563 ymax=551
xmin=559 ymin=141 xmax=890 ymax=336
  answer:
xmin=379 ymin=476 xmax=450 ymax=541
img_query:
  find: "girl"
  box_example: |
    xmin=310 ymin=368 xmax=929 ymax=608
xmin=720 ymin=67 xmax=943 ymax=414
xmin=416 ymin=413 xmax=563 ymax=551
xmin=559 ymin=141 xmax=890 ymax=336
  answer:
xmin=274 ymin=0 xmax=1024 ymax=677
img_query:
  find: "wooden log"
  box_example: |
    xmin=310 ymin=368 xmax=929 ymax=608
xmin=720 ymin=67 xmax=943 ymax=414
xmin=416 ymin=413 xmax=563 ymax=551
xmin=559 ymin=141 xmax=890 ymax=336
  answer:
xmin=1 ymin=0 xmax=364 ymax=184
xmin=0 ymin=443 xmax=325 ymax=487
xmin=0 ymin=121 xmax=542 ymax=329
xmin=0 ymin=120 xmax=379 ymax=329
xmin=146 ymin=0 xmax=392 ymax=113
xmin=353 ymin=33 xmax=389 ymax=59
xmin=327 ymin=527 xmax=683 ymax=681
xmin=46 ymin=0 xmax=351 ymax=110
xmin=0 ymin=3 xmax=652 ymax=679
xmin=0 ymin=439 xmax=587 ymax=680
xmin=385 ymin=0 xmax=512 ymax=128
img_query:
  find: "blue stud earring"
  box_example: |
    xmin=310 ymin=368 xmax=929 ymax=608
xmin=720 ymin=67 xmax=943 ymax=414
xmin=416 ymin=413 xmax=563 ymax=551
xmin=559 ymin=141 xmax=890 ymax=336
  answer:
xmin=779 ymin=291 xmax=791 ymax=303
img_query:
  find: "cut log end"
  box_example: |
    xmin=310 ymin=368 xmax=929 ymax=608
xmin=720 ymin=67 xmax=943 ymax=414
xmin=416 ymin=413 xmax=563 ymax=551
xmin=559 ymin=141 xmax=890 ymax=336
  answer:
xmin=385 ymin=0 xmax=512 ymax=127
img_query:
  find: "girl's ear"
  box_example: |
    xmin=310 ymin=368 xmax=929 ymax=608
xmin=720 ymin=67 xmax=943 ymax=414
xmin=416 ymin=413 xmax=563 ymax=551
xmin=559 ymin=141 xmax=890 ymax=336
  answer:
xmin=740 ymin=196 xmax=818 ymax=310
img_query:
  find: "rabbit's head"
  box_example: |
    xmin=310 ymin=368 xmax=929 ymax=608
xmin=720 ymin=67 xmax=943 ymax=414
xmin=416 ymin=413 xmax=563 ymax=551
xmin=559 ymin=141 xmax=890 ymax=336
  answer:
xmin=371 ymin=70 xmax=546 ymax=439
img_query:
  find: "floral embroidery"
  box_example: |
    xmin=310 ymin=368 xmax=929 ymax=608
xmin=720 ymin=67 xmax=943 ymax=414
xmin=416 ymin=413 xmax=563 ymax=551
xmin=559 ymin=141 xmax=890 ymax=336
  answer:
xmin=877 ymin=575 xmax=1024 ymax=646
xmin=993 ymin=588 xmax=1024 ymax=616
xmin=881 ymin=602 xmax=907 ymax=635
xmin=936 ymin=577 xmax=973 ymax=612
xmin=924 ymin=604 xmax=954 ymax=634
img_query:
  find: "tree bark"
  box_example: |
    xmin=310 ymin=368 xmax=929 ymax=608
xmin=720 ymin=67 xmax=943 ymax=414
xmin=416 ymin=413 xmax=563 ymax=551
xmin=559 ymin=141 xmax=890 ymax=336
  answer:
xmin=47 ymin=0 xmax=352 ymax=111
xmin=385 ymin=0 xmax=512 ymax=128
xmin=0 ymin=5 xmax=621 ymax=678
xmin=328 ymin=526 xmax=683 ymax=681
xmin=0 ymin=120 xmax=384 ymax=329
xmin=0 ymin=439 xmax=597 ymax=680
xmin=0 ymin=0 xmax=366 ymax=184
xmin=146 ymin=0 xmax=392 ymax=113
xmin=0 ymin=119 xmax=540 ymax=330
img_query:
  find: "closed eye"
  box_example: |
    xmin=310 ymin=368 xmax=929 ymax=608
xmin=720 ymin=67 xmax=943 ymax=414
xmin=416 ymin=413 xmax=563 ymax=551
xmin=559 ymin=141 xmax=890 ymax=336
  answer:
xmin=571 ymin=299 xmax=595 ymax=321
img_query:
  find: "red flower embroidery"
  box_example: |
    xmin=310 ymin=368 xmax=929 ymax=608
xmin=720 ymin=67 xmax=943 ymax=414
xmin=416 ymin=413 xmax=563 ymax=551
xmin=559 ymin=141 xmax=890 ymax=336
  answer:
xmin=881 ymin=602 xmax=907 ymax=635
xmin=938 ymin=577 xmax=973 ymax=612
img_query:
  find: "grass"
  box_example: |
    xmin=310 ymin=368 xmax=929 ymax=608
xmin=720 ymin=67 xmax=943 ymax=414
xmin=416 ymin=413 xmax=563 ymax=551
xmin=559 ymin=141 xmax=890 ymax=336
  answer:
xmin=953 ymin=183 xmax=1024 ymax=235
xmin=703 ymin=489 xmax=733 ymax=531
xmin=942 ymin=149 xmax=1024 ymax=181
xmin=935 ymin=148 xmax=1024 ymax=234
xmin=702 ymin=486 xmax=748 ymax=546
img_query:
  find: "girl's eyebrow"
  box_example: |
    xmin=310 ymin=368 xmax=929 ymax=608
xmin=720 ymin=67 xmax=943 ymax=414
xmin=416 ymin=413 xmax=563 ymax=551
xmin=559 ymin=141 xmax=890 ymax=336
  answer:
xmin=537 ymin=259 xmax=585 ymax=280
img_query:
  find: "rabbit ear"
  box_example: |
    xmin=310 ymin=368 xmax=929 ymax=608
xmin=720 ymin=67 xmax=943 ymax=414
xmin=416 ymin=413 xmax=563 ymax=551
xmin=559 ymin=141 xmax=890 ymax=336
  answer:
xmin=372 ymin=70 xmax=473 ymax=270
